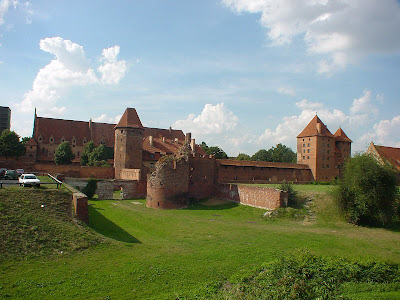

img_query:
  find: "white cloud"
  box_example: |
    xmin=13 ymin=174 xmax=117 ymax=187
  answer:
xmin=0 ymin=0 xmax=18 ymax=26
xmin=12 ymin=37 xmax=127 ymax=136
xmin=222 ymin=0 xmax=400 ymax=74
xmin=98 ymin=45 xmax=127 ymax=84
xmin=173 ymin=103 xmax=238 ymax=135
xmin=93 ymin=113 xmax=122 ymax=124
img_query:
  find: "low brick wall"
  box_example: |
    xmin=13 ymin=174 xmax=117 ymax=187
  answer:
xmin=72 ymin=192 xmax=89 ymax=223
xmin=216 ymin=184 xmax=288 ymax=210
xmin=96 ymin=181 xmax=114 ymax=200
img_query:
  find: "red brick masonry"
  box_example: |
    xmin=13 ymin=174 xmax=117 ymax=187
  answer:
xmin=216 ymin=184 xmax=288 ymax=210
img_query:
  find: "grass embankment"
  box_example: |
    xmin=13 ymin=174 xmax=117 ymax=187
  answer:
xmin=0 ymin=186 xmax=100 ymax=259
xmin=0 ymin=184 xmax=400 ymax=299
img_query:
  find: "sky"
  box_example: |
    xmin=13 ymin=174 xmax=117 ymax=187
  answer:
xmin=1 ymin=0 xmax=399 ymax=157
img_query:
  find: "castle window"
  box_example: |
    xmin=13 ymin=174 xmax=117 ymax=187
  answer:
xmin=327 ymin=156 xmax=330 ymax=160
xmin=327 ymin=143 xmax=330 ymax=147
xmin=322 ymin=155 xmax=325 ymax=160
xmin=303 ymin=139 xmax=305 ymax=141
xmin=322 ymin=164 xmax=325 ymax=168
xmin=77 ymin=151 xmax=80 ymax=157
xmin=308 ymin=143 xmax=310 ymax=147
xmin=150 ymin=162 xmax=155 ymax=168
xmin=303 ymin=143 xmax=305 ymax=147
xmin=303 ymin=149 xmax=305 ymax=153
xmin=121 ymin=130 xmax=124 ymax=133
xmin=30 ymin=146 xmax=32 ymax=149
xmin=150 ymin=154 xmax=155 ymax=158
xmin=322 ymin=149 xmax=325 ymax=153
xmin=322 ymin=143 xmax=325 ymax=147
xmin=307 ymin=149 xmax=310 ymax=153
xmin=327 ymin=164 xmax=330 ymax=168
xmin=307 ymin=156 xmax=310 ymax=159
xmin=303 ymin=156 xmax=305 ymax=160
xmin=327 ymin=150 xmax=330 ymax=154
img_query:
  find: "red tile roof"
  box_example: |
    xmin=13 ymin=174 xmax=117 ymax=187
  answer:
xmin=374 ymin=145 xmax=400 ymax=172
xmin=334 ymin=127 xmax=352 ymax=143
xmin=115 ymin=108 xmax=143 ymax=129
xmin=217 ymin=159 xmax=310 ymax=170
xmin=297 ymin=115 xmax=334 ymax=138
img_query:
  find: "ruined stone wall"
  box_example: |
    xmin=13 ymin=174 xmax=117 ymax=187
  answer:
xmin=188 ymin=153 xmax=216 ymax=199
xmin=96 ymin=181 xmax=114 ymax=200
xmin=216 ymin=184 xmax=287 ymax=210
xmin=72 ymin=192 xmax=89 ymax=223
xmin=115 ymin=180 xmax=147 ymax=199
xmin=217 ymin=164 xmax=313 ymax=184
xmin=146 ymin=156 xmax=189 ymax=209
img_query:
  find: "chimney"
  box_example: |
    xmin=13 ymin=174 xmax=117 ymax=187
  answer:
xmin=89 ymin=118 xmax=93 ymax=141
xmin=185 ymin=132 xmax=191 ymax=144
xmin=316 ymin=122 xmax=322 ymax=134
xmin=190 ymin=138 xmax=196 ymax=152
xmin=149 ymin=135 xmax=153 ymax=147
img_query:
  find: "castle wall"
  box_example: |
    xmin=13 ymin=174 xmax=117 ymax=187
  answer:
xmin=217 ymin=164 xmax=313 ymax=183
xmin=33 ymin=163 xmax=114 ymax=179
xmin=146 ymin=157 xmax=189 ymax=209
xmin=188 ymin=153 xmax=216 ymax=199
xmin=216 ymin=184 xmax=287 ymax=210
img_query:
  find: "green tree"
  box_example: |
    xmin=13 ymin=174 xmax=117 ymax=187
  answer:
xmin=334 ymin=154 xmax=399 ymax=227
xmin=54 ymin=141 xmax=75 ymax=165
xmin=251 ymin=149 xmax=271 ymax=161
xmin=200 ymin=142 xmax=228 ymax=159
xmin=81 ymin=141 xmax=95 ymax=166
xmin=0 ymin=130 xmax=25 ymax=158
xmin=88 ymin=144 xmax=108 ymax=166
xmin=236 ymin=153 xmax=251 ymax=160
xmin=270 ymin=143 xmax=297 ymax=163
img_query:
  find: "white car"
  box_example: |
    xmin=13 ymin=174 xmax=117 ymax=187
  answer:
xmin=19 ymin=174 xmax=41 ymax=187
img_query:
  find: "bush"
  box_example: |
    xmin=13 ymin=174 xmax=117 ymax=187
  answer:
xmin=217 ymin=251 xmax=400 ymax=299
xmin=334 ymin=154 xmax=398 ymax=227
xmin=82 ymin=179 xmax=98 ymax=199
xmin=279 ymin=180 xmax=298 ymax=207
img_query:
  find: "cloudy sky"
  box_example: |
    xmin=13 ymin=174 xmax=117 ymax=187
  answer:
xmin=1 ymin=0 xmax=399 ymax=156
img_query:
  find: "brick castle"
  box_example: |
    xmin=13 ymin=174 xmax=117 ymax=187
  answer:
xmin=24 ymin=108 xmax=352 ymax=209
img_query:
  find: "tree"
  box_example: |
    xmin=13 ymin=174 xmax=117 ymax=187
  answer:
xmin=251 ymin=144 xmax=296 ymax=163
xmin=54 ymin=141 xmax=75 ymax=165
xmin=270 ymin=143 xmax=297 ymax=163
xmin=251 ymin=149 xmax=271 ymax=161
xmin=81 ymin=141 xmax=95 ymax=166
xmin=0 ymin=130 xmax=25 ymax=158
xmin=236 ymin=153 xmax=251 ymax=160
xmin=200 ymin=142 xmax=228 ymax=159
xmin=334 ymin=154 xmax=399 ymax=227
xmin=88 ymin=144 xmax=108 ymax=166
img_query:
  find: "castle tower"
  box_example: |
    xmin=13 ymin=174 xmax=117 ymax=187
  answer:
xmin=297 ymin=115 xmax=336 ymax=181
xmin=114 ymin=108 xmax=144 ymax=180
xmin=333 ymin=127 xmax=352 ymax=175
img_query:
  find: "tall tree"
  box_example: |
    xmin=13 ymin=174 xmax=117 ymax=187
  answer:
xmin=0 ymin=130 xmax=25 ymax=158
xmin=251 ymin=144 xmax=296 ymax=163
xmin=54 ymin=141 xmax=75 ymax=165
xmin=251 ymin=149 xmax=272 ymax=161
xmin=236 ymin=153 xmax=251 ymax=160
xmin=200 ymin=142 xmax=228 ymax=159
xmin=81 ymin=141 xmax=95 ymax=166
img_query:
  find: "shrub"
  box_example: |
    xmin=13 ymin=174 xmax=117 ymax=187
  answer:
xmin=334 ymin=154 xmax=398 ymax=227
xmin=279 ymin=180 xmax=298 ymax=207
xmin=82 ymin=179 xmax=98 ymax=199
xmin=216 ymin=251 xmax=400 ymax=299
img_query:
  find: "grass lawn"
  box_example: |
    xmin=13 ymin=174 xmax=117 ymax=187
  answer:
xmin=1 ymin=184 xmax=400 ymax=299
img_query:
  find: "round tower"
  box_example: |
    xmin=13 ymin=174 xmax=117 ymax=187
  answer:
xmin=114 ymin=108 xmax=144 ymax=179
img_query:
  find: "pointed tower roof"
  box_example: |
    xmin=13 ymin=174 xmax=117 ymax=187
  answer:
xmin=334 ymin=127 xmax=352 ymax=143
xmin=115 ymin=108 xmax=144 ymax=129
xmin=297 ymin=115 xmax=334 ymax=138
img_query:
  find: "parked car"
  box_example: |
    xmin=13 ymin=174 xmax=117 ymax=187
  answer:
xmin=19 ymin=174 xmax=41 ymax=187
xmin=0 ymin=168 xmax=6 ymax=179
xmin=4 ymin=170 xmax=18 ymax=180
xmin=16 ymin=169 xmax=24 ymax=177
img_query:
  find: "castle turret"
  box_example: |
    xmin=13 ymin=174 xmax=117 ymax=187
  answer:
xmin=114 ymin=108 xmax=144 ymax=180
xmin=297 ymin=115 xmax=335 ymax=181
xmin=333 ymin=127 xmax=352 ymax=175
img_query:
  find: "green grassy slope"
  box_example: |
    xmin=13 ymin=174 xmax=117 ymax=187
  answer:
xmin=0 ymin=187 xmax=100 ymax=260
xmin=0 ymin=185 xmax=400 ymax=299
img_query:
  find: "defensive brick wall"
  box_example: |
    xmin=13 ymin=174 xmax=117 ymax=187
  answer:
xmin=34 ymin=163 xmax=114 ymax=179
xmin=188 ymin=153 xmax=216 ymax=199
xmin=217 ymin=162 xmax=313 ymax=183
xmin=147 ymin=157 xmax=189 ymax=209
xmin=217 ymin=184 xmax=288 ymax=210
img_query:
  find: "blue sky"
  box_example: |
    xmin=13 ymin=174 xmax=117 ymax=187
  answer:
xmin=1 ymin=0 xmax=399 ymax=156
